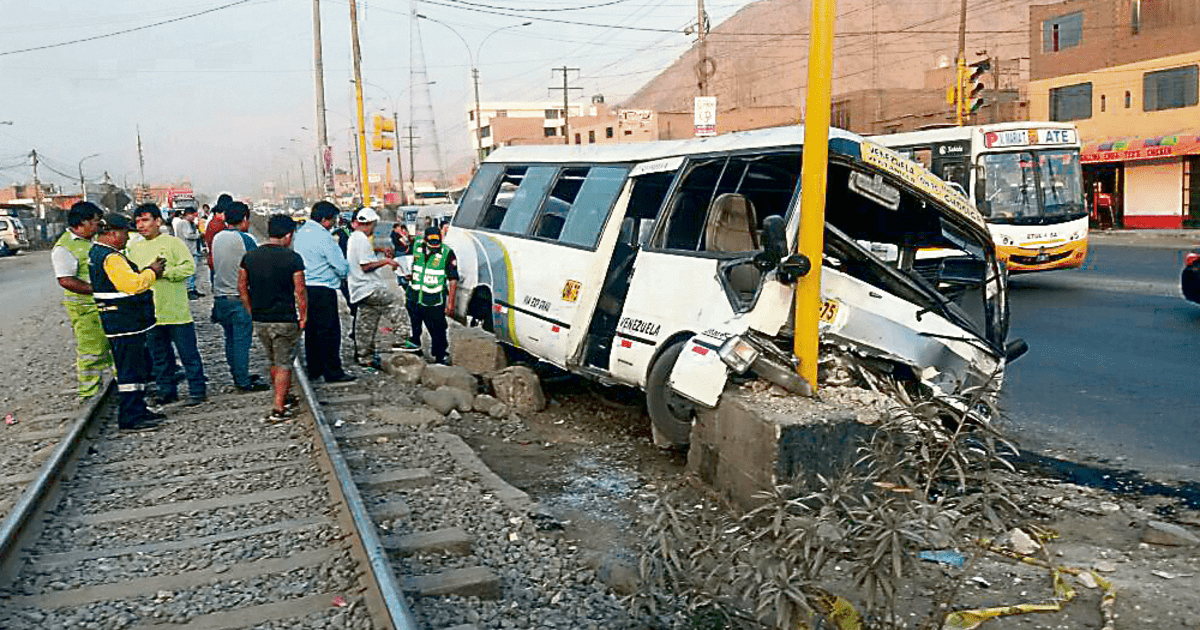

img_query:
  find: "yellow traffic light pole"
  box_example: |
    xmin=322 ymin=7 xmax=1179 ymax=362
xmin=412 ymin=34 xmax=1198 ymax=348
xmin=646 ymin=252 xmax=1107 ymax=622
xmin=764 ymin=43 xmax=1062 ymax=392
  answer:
xmin=348 ymin=0 xmax=371 ymax=207
xmin=793 ymin=0 xmax=836 ymax=393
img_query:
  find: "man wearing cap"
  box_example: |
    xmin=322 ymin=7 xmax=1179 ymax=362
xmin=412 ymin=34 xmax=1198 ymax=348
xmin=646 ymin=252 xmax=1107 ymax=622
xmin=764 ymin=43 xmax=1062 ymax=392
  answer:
xmin=345 ymin=207 xmax=400 ymax=369
xmin=401 ymin=225 xmax=459 ymax=365
xmin=51 ymin=201 xmax=113 ymax=400
xmin=293 ymin=201 xmax=354 ymax=382
xmin=89 ymin=213 xmax=166 ymax=431
xmin=129 ymin=203 xmax=207 ymax=407
xmin=239 ymin=214 xmax=307 ymax=422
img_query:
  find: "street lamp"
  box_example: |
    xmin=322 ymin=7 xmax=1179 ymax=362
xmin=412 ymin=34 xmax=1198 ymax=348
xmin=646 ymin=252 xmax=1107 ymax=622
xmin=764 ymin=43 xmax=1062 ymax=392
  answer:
xmin=279 ymin=146 xmax=308 ymax=201
xmin=416 ymin=14 xmax=532 ymax=166
xmin=78 ymin=153 xmax=100 ymax=202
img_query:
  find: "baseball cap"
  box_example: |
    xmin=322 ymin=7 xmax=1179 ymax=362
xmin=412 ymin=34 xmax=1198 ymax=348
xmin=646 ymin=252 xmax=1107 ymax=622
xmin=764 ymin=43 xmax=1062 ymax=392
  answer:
xmin=355 ymin=207 xmax=380 ymax=223
xmin=99 ymin=213 xmax=134 ymax=232
xmin=423 ymin=225 xmax=442 ymax=240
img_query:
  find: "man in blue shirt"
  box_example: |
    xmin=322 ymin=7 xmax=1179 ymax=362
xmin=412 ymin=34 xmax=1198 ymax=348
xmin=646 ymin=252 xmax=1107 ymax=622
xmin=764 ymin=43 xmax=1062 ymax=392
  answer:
xmin=294 ymin=201 xmax=354 ymax=382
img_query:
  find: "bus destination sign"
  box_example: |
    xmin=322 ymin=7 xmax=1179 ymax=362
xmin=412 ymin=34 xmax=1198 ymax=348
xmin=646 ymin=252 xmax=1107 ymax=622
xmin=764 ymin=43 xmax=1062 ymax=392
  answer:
xmin=984 ymin=128 xmax=1076 ymax=149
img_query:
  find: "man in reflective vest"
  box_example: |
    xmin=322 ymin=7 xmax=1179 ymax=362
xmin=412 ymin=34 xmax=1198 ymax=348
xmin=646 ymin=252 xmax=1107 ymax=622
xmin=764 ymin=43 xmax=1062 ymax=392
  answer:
xmin=90 ymin=213 xmax=166 ymax=432
xmin=402 ymin=226 xmax=458 ymax=365
xmin=50 ymin=201 xmax=113 ymax=400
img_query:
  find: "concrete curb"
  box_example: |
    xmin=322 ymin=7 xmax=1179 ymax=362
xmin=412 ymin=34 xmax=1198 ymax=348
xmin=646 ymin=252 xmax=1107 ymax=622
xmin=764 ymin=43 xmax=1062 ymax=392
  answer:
xmin=433 ymin=431 xmax=540 ymax=516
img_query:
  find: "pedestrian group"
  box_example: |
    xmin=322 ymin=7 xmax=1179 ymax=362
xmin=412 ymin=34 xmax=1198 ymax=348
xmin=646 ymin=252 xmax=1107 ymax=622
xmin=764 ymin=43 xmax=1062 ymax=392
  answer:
xmin=52 ymin=198 xmax=457 ymax=432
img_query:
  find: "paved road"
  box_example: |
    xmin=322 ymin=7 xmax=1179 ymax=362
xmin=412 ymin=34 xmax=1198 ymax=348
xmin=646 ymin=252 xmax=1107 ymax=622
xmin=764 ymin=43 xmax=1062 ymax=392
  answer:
xmin=1002 ymin=238 xmax=1200 ymax=482
xmin=0 ymin=251 xmax=59 ymax=337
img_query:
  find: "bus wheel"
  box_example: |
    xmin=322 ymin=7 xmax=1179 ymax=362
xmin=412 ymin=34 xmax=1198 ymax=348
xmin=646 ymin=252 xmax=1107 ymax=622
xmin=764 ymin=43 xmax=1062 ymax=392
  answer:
xmin=645 ymin=341 xmax=696 ymax=448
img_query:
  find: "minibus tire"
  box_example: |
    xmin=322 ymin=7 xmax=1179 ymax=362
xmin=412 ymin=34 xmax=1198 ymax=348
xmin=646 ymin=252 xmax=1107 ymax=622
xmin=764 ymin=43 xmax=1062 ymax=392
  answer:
xmin=645 ymin=341 xmax=695 ymax=447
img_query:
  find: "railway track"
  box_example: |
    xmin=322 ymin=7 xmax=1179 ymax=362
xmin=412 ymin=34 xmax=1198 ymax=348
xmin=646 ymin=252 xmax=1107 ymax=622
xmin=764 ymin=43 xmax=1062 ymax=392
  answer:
xmin=0 ymin=353 xmax=538 ymax=630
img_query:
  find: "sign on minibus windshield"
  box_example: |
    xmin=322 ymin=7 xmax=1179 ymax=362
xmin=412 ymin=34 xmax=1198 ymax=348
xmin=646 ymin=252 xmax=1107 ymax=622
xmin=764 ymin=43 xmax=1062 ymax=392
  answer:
xmin=984 ymin=128 xmax=1077 ymax=149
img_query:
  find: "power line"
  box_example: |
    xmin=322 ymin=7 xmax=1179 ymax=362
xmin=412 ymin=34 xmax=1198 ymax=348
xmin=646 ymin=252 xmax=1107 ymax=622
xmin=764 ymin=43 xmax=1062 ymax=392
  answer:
xmin=0 ymin=0 xmax=259 ymax=57
xmin=441 ymin=0 xmax=637 ymax=12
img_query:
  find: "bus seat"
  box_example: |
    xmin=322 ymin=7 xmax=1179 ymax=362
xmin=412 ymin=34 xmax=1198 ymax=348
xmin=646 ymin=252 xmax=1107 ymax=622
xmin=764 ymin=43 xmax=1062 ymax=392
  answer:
xmin=727 ymin=261 xmax=762 ymax=303
xmin=705 ymin=193 xmax=759 ymax=253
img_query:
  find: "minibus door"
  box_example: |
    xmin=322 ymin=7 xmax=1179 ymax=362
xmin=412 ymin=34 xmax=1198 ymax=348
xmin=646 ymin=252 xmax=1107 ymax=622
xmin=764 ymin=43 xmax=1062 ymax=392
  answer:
xmin=581 ymin=158 xmax=682 ymax=372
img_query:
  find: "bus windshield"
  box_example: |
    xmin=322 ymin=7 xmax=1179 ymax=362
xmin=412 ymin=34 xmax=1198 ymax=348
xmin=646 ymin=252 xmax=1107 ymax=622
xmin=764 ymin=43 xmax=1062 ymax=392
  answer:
xmin=978 ymin=149 xmax=1084 ymax=223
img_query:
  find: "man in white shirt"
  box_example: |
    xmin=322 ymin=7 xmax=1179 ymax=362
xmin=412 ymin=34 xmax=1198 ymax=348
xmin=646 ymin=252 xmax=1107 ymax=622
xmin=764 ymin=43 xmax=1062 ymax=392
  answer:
xmin=172 ymin=206 xmax=204 ymax=299
xmin=345 ymin=207 xmax=399 ymax=369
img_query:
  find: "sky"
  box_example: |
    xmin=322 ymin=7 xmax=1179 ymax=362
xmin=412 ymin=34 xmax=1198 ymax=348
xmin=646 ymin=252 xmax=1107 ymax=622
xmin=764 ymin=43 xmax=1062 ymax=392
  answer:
xmin=0 ymin=0 xmax=752 ymax=200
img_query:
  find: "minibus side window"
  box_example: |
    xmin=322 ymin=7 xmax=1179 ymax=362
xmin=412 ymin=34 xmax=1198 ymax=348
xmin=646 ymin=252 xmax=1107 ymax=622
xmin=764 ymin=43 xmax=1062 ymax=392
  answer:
xmin=498 ymin=166 xmax=558 ymax=234
xmin=535 ymin=167 xmax=588 ymax=240
xmin=479 ymin=167 xmax=528 ymax=229
xmin=556 ymin=166 xmax=628 ymax=247
xmin=659 ymin=158 xmax=727 ymax=250
xmin=452 ymin=163 xmax=503 ymax=228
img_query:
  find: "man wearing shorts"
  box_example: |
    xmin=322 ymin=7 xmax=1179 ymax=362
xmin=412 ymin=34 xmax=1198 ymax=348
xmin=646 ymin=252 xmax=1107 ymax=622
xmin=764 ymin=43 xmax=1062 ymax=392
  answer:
xmin=238 ymin=215 xmax=307 ymax=422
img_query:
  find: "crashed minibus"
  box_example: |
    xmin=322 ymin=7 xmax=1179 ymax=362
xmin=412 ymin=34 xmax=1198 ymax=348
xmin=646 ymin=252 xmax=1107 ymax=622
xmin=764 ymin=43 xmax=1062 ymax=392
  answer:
xmin=444 ymin=125 xmax=1027 ymax=446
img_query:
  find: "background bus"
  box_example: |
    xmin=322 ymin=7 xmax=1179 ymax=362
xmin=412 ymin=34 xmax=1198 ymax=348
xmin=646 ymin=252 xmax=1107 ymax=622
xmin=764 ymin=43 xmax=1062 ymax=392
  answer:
xmin=871 ymin=122 xmax=1087 ymax=273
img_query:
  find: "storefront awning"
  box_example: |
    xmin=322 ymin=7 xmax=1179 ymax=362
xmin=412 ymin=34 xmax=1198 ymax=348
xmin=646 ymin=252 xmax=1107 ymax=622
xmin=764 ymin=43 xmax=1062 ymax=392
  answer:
xmin=1081 ymin=131 xmax=1200 ymax=164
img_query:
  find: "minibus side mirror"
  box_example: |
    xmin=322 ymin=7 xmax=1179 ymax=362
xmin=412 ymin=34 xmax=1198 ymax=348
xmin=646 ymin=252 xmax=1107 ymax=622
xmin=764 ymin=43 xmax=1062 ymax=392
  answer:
xmin=755 ymin=215 xmax=788 ymax=270
xmin=1005 ymin=338 xmax=1029 ymax=362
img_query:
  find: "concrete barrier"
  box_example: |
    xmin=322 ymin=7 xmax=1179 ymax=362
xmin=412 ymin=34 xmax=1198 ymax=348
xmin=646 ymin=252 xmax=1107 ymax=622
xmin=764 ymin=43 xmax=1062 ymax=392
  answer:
xmin=687 ymin=389 xmax=877 ymax=511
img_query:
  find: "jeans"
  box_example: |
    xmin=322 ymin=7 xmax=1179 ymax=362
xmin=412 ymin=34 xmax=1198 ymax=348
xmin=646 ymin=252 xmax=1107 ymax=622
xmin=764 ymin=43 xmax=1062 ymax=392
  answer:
xmin=148 ymin=323 xmax=207 ymax=399
xmin=213 ymin=296 xmax=254 ymax=387
xmin=187 ymin=253 xmax=203 ymax=293
xmin=305 ymin=286 xmax=347 ymax=380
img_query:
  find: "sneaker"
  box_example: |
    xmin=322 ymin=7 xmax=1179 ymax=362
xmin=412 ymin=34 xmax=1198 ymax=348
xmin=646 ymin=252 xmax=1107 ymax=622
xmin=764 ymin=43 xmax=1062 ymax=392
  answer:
xmin=433 ymin=356 xmax=452 ymax=366
xmin=236 ymin=382 xmax=270 ymax=393
xmin=145 ymin=410 xmax=168 ymax=421
xmin=356 ymin=357 xmax=384 ymax=371
xmin=283 ymin=394 xmax=300 ymax=409
xmin=393 ymin=340 xmax=421 ymax=353
xmin=264 ymin=408 xmax=293 ymax=423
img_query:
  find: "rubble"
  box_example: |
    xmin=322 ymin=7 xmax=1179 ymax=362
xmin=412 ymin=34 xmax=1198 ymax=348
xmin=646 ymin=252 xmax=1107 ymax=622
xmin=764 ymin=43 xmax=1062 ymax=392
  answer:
xmin=1141 ymin=520 xmax=1200 ymax=547
xmin=421 ymin=364 xmax=477 ymax=393
xmin=382 ymin=352 xmax=425 ymax=384
xmin=491 ymin=366 xmax=546 ymax=415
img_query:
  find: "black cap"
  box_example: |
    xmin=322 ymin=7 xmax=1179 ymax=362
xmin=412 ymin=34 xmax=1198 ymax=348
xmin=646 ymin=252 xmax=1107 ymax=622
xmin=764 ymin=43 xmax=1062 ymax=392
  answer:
xmin=99 ymin=213 xmax=133 ymax=232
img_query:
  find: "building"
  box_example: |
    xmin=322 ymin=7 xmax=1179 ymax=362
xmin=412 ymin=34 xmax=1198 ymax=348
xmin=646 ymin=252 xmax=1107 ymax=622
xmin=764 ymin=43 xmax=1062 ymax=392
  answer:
xmin=468 ymin=102 xmax=587 ymax=157
xmin=623 ymin=0 xmax=1038 ymax=137
xmin=1029 ymin=0 xmax=1200 ymax=228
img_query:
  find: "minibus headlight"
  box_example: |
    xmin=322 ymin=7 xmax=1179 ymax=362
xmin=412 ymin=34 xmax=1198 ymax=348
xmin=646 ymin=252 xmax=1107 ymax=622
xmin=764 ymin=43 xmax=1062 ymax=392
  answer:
xmin=718 ymin=336 xmax=759 ymax=374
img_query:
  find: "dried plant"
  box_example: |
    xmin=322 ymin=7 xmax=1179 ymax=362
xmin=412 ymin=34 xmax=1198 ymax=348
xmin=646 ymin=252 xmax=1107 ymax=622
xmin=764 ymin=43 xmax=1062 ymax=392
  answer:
xmin=635 ymin=372 xmax=1023 ymax=629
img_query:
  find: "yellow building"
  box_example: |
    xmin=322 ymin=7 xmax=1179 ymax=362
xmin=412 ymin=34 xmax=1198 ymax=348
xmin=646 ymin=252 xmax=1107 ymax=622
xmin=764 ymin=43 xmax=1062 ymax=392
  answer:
xmin=1028 ymin=0 xmax=1200 ymax=228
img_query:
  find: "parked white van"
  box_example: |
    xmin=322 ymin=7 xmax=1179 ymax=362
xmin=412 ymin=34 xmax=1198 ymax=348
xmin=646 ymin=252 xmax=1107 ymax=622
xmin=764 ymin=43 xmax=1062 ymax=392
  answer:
xmin=445 ymin=125 xmax=1026 ymax=446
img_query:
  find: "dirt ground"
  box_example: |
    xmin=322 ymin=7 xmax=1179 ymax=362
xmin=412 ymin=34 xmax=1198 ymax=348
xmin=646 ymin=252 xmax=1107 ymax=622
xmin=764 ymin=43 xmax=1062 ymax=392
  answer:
xmin=442 ymin=328 xmax=1200 ymax=630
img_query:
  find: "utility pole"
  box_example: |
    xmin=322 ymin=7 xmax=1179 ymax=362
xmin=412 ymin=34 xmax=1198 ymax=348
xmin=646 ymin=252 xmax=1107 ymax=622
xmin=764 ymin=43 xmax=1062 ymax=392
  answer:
xmin=991 ymin=56 xmax=1001 ymax=124
xmin=955 ymin=0 xmax=968 ymax=125
xmin=472 ymin=67 xmax=484 ymax=166
xmin=695 ymin=0 xmax=709 ymax=96
xmin=311 ymin=0 xmax=331 ymax=196
xmin=136 ymin=126 xmax=147 ymax=202
xmin=393 ymin=111 xmax=406 ymax=204
xmin=347 ymin=0 xmax=371 ymax=206
xmin=549 ymin=67 xmax=582 ymax=145
xmin=30 ymin=150 xmax=44 ymax=220
xmin=405 ymin=125 xmax=419 ymax=197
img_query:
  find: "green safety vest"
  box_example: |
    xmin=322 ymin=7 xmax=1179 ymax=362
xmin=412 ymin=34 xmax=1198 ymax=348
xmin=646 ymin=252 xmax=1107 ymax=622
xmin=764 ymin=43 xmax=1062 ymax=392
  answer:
xmin=55 ymin=231 xmax=95 ymax=304
xmin=411 ymin=243 xmax=451 ymax=307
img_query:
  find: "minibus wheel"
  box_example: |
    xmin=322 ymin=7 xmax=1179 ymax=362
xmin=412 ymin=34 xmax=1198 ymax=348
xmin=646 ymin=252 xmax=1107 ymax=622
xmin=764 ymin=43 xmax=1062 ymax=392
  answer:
xmin=646 ymin=341 xmax=696 ymax=448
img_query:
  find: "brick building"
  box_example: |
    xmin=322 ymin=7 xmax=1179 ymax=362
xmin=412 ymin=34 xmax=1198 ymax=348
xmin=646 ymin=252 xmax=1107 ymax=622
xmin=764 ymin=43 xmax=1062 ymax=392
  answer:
xmin=1028 ymin=0 xmax=1200 ymax=228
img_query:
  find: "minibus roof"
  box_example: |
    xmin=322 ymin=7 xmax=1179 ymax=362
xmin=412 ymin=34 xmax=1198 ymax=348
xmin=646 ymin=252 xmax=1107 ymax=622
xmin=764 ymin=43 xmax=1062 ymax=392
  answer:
xmin=485 ymin=125 xmax=986 ymax=230
xmin=485 ymin=125 xmax=863 ymax=165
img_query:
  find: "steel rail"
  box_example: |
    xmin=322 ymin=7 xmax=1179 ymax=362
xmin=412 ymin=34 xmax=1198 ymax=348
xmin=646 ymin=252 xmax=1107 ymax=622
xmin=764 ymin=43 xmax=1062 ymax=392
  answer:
xmin=0 ymin=378 xmax=113 ymax=563
xmin=294 ymin=358 xmax=419 ymax=630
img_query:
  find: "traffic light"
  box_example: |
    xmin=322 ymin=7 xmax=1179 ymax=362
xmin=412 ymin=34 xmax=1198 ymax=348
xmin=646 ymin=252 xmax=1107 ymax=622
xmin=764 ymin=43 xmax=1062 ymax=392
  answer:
xmin=371 ymin=113 xmax=396 ymax=151
xmin=967 ymin=58 xmax=991 ymax=115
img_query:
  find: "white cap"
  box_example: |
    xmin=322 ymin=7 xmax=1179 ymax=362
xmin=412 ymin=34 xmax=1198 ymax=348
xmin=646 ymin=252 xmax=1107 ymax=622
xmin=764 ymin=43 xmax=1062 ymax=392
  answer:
xmin=355 ymin=206 xmax=380 ymax=223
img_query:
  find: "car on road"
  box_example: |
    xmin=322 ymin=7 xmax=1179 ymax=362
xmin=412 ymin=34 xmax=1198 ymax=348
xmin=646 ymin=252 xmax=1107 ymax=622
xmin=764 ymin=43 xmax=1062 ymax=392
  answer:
xmin=1183 ymin=248 xmax=1200 ymax=304
xmin=0 ymin=215 xmax=30 ymax=256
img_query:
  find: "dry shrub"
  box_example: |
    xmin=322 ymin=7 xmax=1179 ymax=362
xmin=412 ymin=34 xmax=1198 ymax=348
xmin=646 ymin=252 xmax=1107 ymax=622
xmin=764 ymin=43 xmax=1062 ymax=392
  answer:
xmin=636 ymin=376 xmax=1022 ymax=629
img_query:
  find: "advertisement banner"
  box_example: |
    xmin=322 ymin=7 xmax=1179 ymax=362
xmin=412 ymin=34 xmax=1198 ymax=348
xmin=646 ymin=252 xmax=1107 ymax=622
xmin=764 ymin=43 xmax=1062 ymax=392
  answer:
xmin=694 ymin=96 xmax=717 ymax=137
